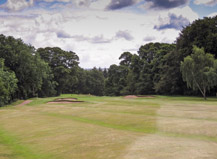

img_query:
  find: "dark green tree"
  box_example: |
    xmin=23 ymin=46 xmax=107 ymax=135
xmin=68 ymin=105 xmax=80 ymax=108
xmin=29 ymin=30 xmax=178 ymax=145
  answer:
xmin=119 ymin=52 xmax=133 ymax=66
xmin=137 ymin=43 xmax=176 ymax=94
xmin=177 ymin=16 xmax=217 ymax=59
xmin=105 ymin=64 xmax=129 ymax=96
xmin=37 ymin=47 xmax=79 ymax=95
xmin=0 ymin=58 xmax=18 ymax=106
xmin=126 ymin=54 xmax=142 ymax=95
xmin=173 ymin=16 xmax=217 ymax=95
xmin=0 ymin=34 xmax=55 ymax=99
xmin=154 ymin=50 xmax=184 ymax=94
xmin=105 ymin=65 xmax=122 ymax=96
xmin=86 ymin=68 xmax=105 ymax=96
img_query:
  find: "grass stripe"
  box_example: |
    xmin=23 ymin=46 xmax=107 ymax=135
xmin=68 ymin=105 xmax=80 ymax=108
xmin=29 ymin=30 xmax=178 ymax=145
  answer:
xmin=102 ymin=110 xmax=217 ymax=122
xmin=46 ymin=113 xmax=217 ymax=143
xmin=47 ymin=113 xmax=156 ymax=133
xmin=0 ymin=127 xmax=53 ymax=159
xmin=157 ymin=131 xmax=217 ymax=143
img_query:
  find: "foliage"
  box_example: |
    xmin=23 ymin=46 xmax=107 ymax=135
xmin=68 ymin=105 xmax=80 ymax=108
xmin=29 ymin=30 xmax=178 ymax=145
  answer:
xmin=119 ymin=52 xmax=133 ymax=66
xmin=181 ymin=46 xmax=217 ymax=99
xmin=137 ymin=43 xmax=176 ymax=94
xmin=1 ymin=16 xmax=217 ymax=105
xmin=80 ymin=68 xmax=105 ymax=96
xmin=177 ymin=16 xmax=217 ymax=59
xmin=126 ymin=54 xmax=142 ymax=95
xmin=176 ymin=16 xmax=217 ymax=95
xmin=112 ymin=43 xmax=176 ymax=95
xmin=105 ymin=64 xmax=129 ymax=96
xmin=153 ymin=50 xmax=185 ymax=95
xmin=37 ymin=47 xmax=79 ymax=95
xmin=0 ymin=35 xmax=56 ymax=99
xmin=0 ymin=58 xmax=18 ymax=106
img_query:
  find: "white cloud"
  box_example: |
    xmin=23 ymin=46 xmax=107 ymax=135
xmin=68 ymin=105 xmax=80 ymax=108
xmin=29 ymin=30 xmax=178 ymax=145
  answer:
xmin=42 ymin=0 xmax=71 ymax=2
xmin=208 ymin=12 xmax=217 ymax=17
xmin=142 ymin=0 xmax=190 ymax=10
xmin=194 ymin=0 xmax=217 ymax=6
xmin=168 ymin=6 xmax=199 ymax=22
xmin=115 ymin=30 xmax=134 ymax=41
xmin=1 ymin=0 xmax=34 ymax=11
xmin=152 ymin=6 xmax=198 ymax=31
xmin=0 ymin=4 xmax=199 ymax=68
xmin=143 ymin=36 xmax=156 ymax=42
xmin=89 ymin=0 xmax=110 ymax=10
xmin=106 ymin=0 xmax=140 ymax=10
xmin=44 ymin=0 xmax=93 ymax=8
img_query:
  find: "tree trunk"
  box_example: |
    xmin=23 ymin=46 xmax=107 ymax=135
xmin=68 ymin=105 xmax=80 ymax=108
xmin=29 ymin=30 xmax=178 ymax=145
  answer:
xmin=195 ymin=80 xmax=207 ymax=100
xmin=203 ymin=87 xmax=206 ymax=100
xmin=203 ymin=94 xmax=206 ymax=100
xmin=32 ymin=87 xmax=35 ymax=97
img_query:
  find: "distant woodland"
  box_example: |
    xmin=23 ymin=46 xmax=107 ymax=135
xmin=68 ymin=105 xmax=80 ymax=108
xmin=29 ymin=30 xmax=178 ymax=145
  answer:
xmin=1 ymin=16 xmax=217 ymax=106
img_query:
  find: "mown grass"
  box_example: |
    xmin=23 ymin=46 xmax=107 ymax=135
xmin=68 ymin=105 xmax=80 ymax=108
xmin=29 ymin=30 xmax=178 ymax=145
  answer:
xmin=47 ymin=113 xmax=156 ymax=133
xmin=0 ymin=127 xmax=53 ymax=159
xmin=0 ymin=95 xmax=217 ymax=159
xmin=157 ymin=131 xmax=217 ymax=143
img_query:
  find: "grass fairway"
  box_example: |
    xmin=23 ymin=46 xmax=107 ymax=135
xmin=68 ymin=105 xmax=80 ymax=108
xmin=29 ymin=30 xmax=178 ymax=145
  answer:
xmin=0 ymin=95 xmax=217 ymax=159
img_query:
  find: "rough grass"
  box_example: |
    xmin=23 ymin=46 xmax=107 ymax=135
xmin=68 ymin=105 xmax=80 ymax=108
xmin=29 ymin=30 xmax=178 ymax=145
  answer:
xmin=0 ymin=95 xmax=217 ymax=159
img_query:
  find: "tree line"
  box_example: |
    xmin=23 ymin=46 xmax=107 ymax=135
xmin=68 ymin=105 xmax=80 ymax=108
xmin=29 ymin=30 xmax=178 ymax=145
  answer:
xmin=0 ymin=16 xmax=217 ymax=106
xmin=105 ymin=16 xmax=217 ymax=98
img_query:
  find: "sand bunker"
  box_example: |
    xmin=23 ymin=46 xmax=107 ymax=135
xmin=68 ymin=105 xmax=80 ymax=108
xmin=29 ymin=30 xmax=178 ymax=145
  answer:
xmin=124 ymin=95 xmax=138 ymax=99
xmin=137 ymin=95 xmax=155 ymax=98
xmin=47 ymin=98 xmax=84 ymax=104
xmin=124 ymin=95 xmax=155 ymax=99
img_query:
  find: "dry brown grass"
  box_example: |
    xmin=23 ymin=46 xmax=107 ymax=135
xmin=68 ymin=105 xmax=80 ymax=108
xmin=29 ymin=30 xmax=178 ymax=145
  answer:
xmin=124 ymin=135 xmax=217 ymax=159
xmin=0 ymin=95 xmax=217 ymax=159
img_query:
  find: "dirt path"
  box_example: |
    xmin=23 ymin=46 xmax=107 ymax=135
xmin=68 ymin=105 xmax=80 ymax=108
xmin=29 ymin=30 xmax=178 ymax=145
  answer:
xmin=17 ymin=100 xmax=32 ymax=106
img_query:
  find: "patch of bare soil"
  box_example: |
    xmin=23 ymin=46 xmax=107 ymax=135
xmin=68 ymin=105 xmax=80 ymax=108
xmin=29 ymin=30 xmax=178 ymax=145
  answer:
xmin=124 ymin=135 xmax=217 ymax=159
xmin=124 ymin=95 xmax=138 ymax=99
xmin=47 ymin=98 xmax=84 ymax=104
xmin=17 ymin=100 xmax=32 ymax=106
xmin=54 ymin=98 xmax=78 ymax=102
xmin=137 ymin=95 xmax=155 ymax=98
xmin=124 ymin=95 xmax=155 ymax=99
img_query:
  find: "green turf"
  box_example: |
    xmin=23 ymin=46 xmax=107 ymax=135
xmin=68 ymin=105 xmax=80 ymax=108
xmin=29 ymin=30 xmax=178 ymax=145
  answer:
xmin=0 ymin=127 xmax=53 ymax=159
xmin=47 ymin=113 xmax=157 ymax=133
xmin=0 ymin=95 xmax=217 ymax=159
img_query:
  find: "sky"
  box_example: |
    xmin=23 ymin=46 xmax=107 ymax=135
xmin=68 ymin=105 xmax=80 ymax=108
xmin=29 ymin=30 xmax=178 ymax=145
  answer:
xmin=0 ymin=0 xmax=217 ymax=68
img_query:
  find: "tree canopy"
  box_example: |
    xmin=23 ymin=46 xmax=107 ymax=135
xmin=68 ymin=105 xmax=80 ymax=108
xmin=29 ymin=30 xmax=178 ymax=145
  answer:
xmin=1 ymin=15 xmax=217 ymax=106
xmin=0 ymin=58 xmax=18 ymax=106
xmin=181 ymin=46 xmax=217 ymax=99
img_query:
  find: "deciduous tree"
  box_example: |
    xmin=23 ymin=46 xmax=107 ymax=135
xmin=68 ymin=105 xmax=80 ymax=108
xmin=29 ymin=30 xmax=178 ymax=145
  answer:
xmin=0 ymin=58 xmax=18 ymax=106
xmin=180 ymin=46 xmax=217 ymax=99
